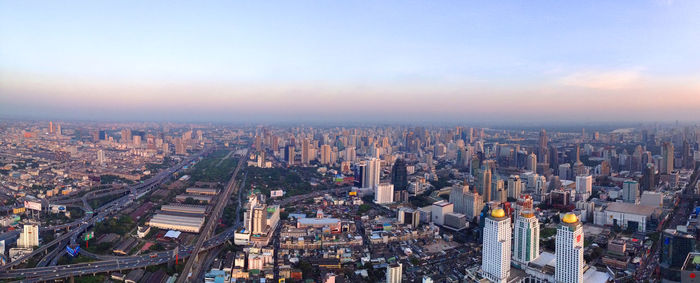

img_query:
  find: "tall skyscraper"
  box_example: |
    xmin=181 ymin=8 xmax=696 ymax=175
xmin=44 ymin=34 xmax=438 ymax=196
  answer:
xmin=622 ymin=180 xmax=639 ymax=203
xmin=513 ymin=207 xmax=539 ymax=265
xmin=507 ymin=175 xmax=522 ymax=200
xmin=642 ymin=163 xmax=656 ymax=191
xmin=526 ymin=153 xmax=537 ymax=172
xmin=661 ymin=141 xmax=674 ymax=175
xmin=48 ymin=121 xmax=54 ymax=134
xmin=301 ymin=138 xmax=310 ymax=165
xmin=575 ymin=175 xmax=592 ymax=201
xmin=386 ymin=262 xmax=402 ymax=283
xmin=97 ymin=149 xmax=106 ymax=165
xmin=17 ymin=224 xmax=39 ymax=248
xmin=481 ymin=208 xmax=511 ymax=283
xmin=391 ymin=158 xmax=408 ymax=190
xmin=320 ymin=144 xmax=332 ymax=165
xmin=285 ymin=145 xmax=295 ymax=166
xmin=478 ymin=167 xmax=492 ymax=202
xmin=362 ymin=158 xmax=381 ymax=189
xmin=537 ymin=129 xmax=549 ymax=164
xmin=555 ymin=213 xmax=584 ymax=283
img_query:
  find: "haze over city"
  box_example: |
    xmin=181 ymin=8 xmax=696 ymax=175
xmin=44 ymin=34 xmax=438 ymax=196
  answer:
xmin=2 ymin=0 xmax=700 ymax=123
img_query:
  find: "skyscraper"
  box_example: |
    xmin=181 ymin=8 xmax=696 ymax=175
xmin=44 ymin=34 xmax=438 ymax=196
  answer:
xmin=555 ymin=213 xmax=584 ymax=283
xmin=449 ymin=185 xmax=483 ymax=221
xmin=622 ymin=180 xmax=639 ymax=203
xmin=481 ymin=208 xmax=511 ymax=283
xmin=575 ymin=175 xmax=592 ymax=201
xmin=285 ymin=145 xmax=295 ymax=166
xmin=513 ymin=208 xmax=539 ymax=265
xmin=661 ymin=141 xmax=674 ymax=175
xmin=526 ymin=153 xmax=537 ymax=172
xmin=362 ymin=158 xmax=381 ymax=189
xmin=391 ymin=158 xmax=408 ymax=191
xmin=537 ymin=129 xmax=549 ymax=164
xmin=97 ymin=149 xmax=106 ymax=165
xmin=301 ymin=138 xmax=310 ymax=165
xmin=320 ymin=144 xmax=331 ymax=165
xmin=478 ymin=167 xmax=492 ymax=202
xmin=507 ymin=175 xmax=522 ymax=200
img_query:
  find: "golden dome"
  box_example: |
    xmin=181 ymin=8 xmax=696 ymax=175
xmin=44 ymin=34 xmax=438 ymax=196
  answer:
xmin=562 ymin=213 xmax=578 ymax=224
xmin=491 ymin=208 xmax=506 ymax=218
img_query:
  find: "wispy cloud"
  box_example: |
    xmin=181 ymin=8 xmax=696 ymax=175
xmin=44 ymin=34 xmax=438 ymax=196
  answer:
xmin=559 ymin=69 xmax=643 ymax=90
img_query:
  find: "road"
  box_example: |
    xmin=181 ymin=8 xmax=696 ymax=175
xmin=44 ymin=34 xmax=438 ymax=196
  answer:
xmin=176 ymin=148 xmax=247 ymax=283
xmin=0 ymin=149 xmax=209 ymax=272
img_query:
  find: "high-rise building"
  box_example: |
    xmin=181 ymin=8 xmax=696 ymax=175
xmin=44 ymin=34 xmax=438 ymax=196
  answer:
xmin=48 ymin=121 xmax=54 ymax=134
xmin=391 ymin=158 xmax=408 ymax=190
xmin=513 ymin=208 xmax=539 ymax=265
xmin=374 ymin=183 xmax=394 ymax=204
xmin=430 ymin=200 xmax=453 ymax=226
xmin=252 ymin=205 xmax=267 ymax=235
xmin=622 ymin=180 xmax=639 ymax=203
xmin=575 ymin=175 xmax=592 ymax=201
xmin=449 ymin=185 xmax=483 ymax=221
xmin=526 ymin=153 xmax=537 ymax=172
xmin=320 ymin=144 xmax=332 ymax=165
xmin=17 ymin=224 xmax=39 ymax=248
xmin=537 ymin=129 xmax=548 ymax=164
xmin=285 ymin=145 xmax=295 ymax=166
xmin=97 ymin=150 xmax=106 ymax=165
xmin=642 ymin=163 xmax=656 ymax=191
xmin=121 ymin=128 xmax=132 ymax=144
xmin=481 ymin=208 xmax=511 ymax=283
xmin=55 ymin=123 xmax=61 ymax=136
xmin=660 ymin=228 xmax=695 ymax=282
xmin=362 ymin=158 xmax=381 ymax=189
xmin=175 ymin=138 xmax=186 ymax=155
xmin=386 ymin=262 xmax=402 ymax=283
xmin=301 ymin=138 xmax=310 ymax=165
xmin=661 ymin=142 xmax=674 ymax=175
xmin=507 ymin=175 xmax=522 ymax=200
xmin=555 ymin=213 xmax=584 ymax=283
xmin=478 ymin=167 xmax=492 ymax=202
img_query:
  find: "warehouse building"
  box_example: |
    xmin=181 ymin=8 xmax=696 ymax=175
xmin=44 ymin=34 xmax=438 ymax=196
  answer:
xmin=604 ymin=202 xmax=658 ymax=232
xmin=161 ymin=204 xmax=207 ymax=215
xmin=175 ymin=194 xmax=213 ymax=203
xmin=147 ymin=213 xmax=205 ymax=233
xmin=186 ymin=187 xmax=219 ymax=195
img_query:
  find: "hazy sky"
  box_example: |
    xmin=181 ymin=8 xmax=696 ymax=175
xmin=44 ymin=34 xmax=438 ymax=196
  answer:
xmin=1 ymin=0 xmax=700 ymax=123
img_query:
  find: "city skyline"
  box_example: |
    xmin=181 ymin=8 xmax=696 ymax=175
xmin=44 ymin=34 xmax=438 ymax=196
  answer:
xmin=2 ymin=0 xmax=700 ymax=122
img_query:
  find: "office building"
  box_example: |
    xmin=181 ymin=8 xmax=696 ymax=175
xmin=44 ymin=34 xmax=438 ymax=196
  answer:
xmin=285 ymin=145 xmax=295 ymax=166
xmin=362 ymin=158 xmax=381 ymax=189
xmin=97 ymin=149 xmax=106 ymax=165
xmin=391 ymin=158 xmax=408 ymax=190
xmin=575 ymin=175 xmax=592 ymax=201
xmin=478 ymin=167 xmax=493 ymax=202
xmin=555 ymin=213 xmax=584 ymax=283
xmin=482 ymin=208 xmax=511 ymax=283
xmin=507 ymin=175 xmax=522 ymax=200
xmin=621 ymin=180 xmax=639 ymax=203
xmin=661 ymin=142 xmax=674 ymax=175
xmin=301 ymin=138 xmax=310 ymax=165
xmin=526 ymin=153 xmax=537 ymax=172
xmin=513 ymin=208 xmax=540 ymax=265
xmin=397 ymin=207 xmax=420 ymax=227
xmin=320 ymin=144 xmax=332 ymax=165
xmin=374 ymin=183 xmax=394 ymax=204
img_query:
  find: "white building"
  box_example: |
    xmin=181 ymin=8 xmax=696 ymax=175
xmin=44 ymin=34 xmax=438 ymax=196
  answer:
xmin=513 ymin=209 xmax=539 ymax=265
xmin=555 ymin=213 xmax=584 ymax=283
xmin=17 ymin=224 xmax=39 ymax=248
xmin=386 ymin=262 xmax=402 ymax=283
xmin=640 ymin=191 xmax=663 ymax=207
xmin=575 ymin=175 xmax=592 ymax=201
xmin=374 ymin=183 xmax=394 ymax=204
xmin=604 ymin=202 xmax=656 ymax=232
xmin=622 ymin=180 xmax=639 ymax=203
xmin=482 ymin=208 xmax=511 ymax=283
xmin=362 ymin=158 xmax=381 ymax=189
xmin=430 ymin=200 xmax=453 ymax=226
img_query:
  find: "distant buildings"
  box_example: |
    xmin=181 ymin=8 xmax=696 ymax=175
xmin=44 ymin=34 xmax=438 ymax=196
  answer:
xmin=575 ymin=175 xmax=592 ymax=201
xmin=621 ymin=180 xmax=639 ymax=204
xmin=391 ymin=158 xmax=408 ymax=191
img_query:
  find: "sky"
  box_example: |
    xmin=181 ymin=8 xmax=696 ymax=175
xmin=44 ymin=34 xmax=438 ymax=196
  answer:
xmin=1 ymin=0 xmax=700 ymax=123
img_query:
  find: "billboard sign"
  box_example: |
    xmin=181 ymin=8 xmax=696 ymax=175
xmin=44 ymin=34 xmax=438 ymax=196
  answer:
xmin=84 ymin=231 xmax=94 ymax=241
xmin=24 ymin=201 xmax=42 ymax=211
xmin=66 ymin=245 xmax=80 ymax=257
xmin=270 ymin=190 xmax=284 ymax=198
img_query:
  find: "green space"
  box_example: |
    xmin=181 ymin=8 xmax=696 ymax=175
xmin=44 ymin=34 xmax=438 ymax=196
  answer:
xmin=246 ymin=166 xmax=329 ymax=199
xmin=540 ymin=227 xmax=557 ymax=238
xmin=188 ymin=149 xmax=238 ymax=182
xmin=100 ymin=174 xmax=135 ymax=185
xmin=95 ymin=214 xmax=136 ymax=236
xmin=88 ymin=193 xmax=124 ymax=208
xmin=74 ymin=275 xmax=106 ymax=283
xmin=57 ymin=255 xmax=96 ymax=265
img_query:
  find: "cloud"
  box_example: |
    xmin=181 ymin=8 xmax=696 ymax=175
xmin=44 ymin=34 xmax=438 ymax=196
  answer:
xmin=559 ymin=69 xmax=643 ymax=90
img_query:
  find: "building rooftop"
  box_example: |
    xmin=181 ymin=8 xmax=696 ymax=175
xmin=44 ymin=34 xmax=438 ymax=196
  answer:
xmin=606 ymin=202 xmax=657 ymax=216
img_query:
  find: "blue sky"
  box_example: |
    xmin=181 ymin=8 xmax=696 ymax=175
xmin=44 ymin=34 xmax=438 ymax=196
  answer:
xmin=1 ymin=0 xmax=699 ymax=122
